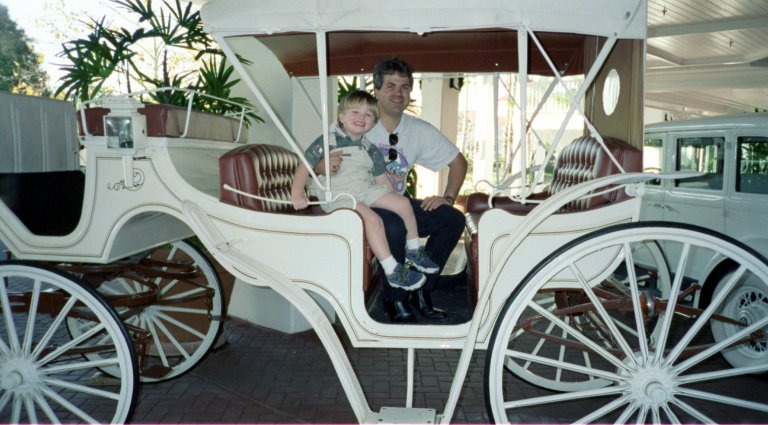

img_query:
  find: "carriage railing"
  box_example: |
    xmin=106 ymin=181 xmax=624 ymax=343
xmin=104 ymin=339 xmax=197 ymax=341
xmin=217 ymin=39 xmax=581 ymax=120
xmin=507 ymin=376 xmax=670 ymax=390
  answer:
xmin=78 ymin=87 xmax=256 ymax=143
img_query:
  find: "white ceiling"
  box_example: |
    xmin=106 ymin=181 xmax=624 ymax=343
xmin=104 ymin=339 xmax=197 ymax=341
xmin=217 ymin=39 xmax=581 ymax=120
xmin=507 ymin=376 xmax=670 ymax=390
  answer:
xmin=646 ymin=0 xmax=768 ymax=118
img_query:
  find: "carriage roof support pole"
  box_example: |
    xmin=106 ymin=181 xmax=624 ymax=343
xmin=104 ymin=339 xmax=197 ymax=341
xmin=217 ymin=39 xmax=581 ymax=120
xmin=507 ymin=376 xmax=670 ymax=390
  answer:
xmin=493 ymin=73 xmax=500 ymax=184
xmin=517 ymin=28 xmax=530 ymax=199
xmin=212 ymin=34 xmax=325 ymax=189
xmin=316 ymin=31 xmax=334 ymax=200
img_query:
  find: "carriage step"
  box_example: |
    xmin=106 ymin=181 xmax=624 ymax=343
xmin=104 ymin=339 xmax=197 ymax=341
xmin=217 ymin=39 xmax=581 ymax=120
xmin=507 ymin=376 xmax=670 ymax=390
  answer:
xmin=368 ymin=407 xmax=436 ymax=424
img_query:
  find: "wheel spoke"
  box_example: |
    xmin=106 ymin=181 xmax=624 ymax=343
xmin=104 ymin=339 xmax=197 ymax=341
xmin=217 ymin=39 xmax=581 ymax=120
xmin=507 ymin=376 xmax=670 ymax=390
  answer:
xmin=678 ymin=363 xmax=768 ymax=384
xmin=661 ymin=402 xmax=680 ymax=425
xmin=506 ymin=349 xmax=623 ymax=381
xmin=44 ymin=357 xmax=121 ymax=373
xmin=673 ymin=314 xmax=768 ymax=374
xmin=33 ymin=392 xmax=60 ymax=424
xmin=155 ymin=310 xmax=207 ymax=339
xmin=528 ymin=296 xmax=626 ymax=371
xmin=12 ymin=394 xmax=22 ymax=424
xmin=150 ymin=315 xmax=192 ymax=360
xmin=23 ymin=395 xmax=38 ymax=424
xmin=146 ymin=315 xmax=170 ymax=367
xmin=505 ymin=385 xmax=624 ymax=409
xmin=21 ymin=280 xmax=42 ymax=355
xmin=666 ymin=266 xmax=747 ymax=366
xmin=623 ymin=244 xmax=650 ymax=363
xmin=570 ymin=262 xmax=637 ymax=369
xmin=614 ymin=400 xmax=639 ymax=424
xmin=670 ymin=395 xmax=715 ymax=424
xmin=38 ymin=323 xmax=106 ymax=366
xmin=159 ymin=279 xmax=181 ymax=297
xmin=40 ymin=385 xmax=100 ymax=424
xmin=677 ymin=388 xmax=768 ymax=412
xmin=160 ymin=285 xmax=207 ymax=301
xmin=32 ymin=295 xmax=77 ymax=359
xmin=0 ymin=391 xmax=11 ymax=415
xmin=153 ymin=305 xmax=210 ymax=315
xmin=653 ymin=243 xmax=690 ymax=366
xmin=0 ymin=276 xmax=21 ymax=351
xmin=573 ymin=393 xmax=630 ymax=424
xmin=44 ymin=378 xmax=122 ymax=400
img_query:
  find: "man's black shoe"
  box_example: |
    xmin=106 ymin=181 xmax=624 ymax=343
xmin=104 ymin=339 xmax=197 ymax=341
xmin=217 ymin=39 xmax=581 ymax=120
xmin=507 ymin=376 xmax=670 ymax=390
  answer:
xmin=383 ymin=300 xmax=417 ymax=323
xmin=410 ymin=290 xmax=449 ymax=321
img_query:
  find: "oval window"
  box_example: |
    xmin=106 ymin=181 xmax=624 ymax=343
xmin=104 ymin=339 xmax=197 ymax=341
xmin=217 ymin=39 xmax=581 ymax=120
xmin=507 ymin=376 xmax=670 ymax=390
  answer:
xmin=602 ymin=68 xmax=621 ymax=116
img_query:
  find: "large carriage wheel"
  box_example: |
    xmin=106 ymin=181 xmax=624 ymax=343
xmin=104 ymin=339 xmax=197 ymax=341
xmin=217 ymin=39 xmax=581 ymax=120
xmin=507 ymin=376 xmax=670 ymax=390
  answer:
xmin=66 ymin=240 xmax=224 ymax=382
xmin=500 ymin=240 xmax=674 ymax=393
xmin=485 ymin=222 xmax=768 ymax=424
xmin=0 ymin=261 xmax=137 ymax=424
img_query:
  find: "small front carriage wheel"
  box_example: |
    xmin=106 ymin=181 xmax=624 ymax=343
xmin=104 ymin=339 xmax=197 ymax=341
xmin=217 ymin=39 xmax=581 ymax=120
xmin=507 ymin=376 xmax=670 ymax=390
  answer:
xmin=485 ymin=222 xmax=768 ymax=424
xmin=66 ymin=239 xmax=224 ymax=382
xmin=0 ymin=261 xmax=138 ymax=424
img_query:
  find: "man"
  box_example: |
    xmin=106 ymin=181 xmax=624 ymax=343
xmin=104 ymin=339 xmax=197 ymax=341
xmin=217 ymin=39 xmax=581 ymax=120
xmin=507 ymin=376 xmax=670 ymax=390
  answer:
xmin=316 ymin=58 xmax=466 ymax=322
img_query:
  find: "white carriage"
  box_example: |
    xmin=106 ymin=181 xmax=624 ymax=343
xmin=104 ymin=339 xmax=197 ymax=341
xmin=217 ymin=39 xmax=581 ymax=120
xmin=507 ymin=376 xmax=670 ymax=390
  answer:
xmin=1 ymin=0 xmax=767 ymax=423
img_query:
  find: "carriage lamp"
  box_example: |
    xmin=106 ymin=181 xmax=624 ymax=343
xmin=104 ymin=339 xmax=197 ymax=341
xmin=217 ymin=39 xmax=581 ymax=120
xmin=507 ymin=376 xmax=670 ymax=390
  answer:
xmin=105 ymin=116 xmax=135 ymax=150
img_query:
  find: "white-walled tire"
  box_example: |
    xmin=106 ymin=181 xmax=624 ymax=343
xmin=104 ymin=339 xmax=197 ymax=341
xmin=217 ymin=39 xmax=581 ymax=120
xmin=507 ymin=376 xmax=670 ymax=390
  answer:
xmin=485 ymin=222 xmax=768 ymax=424
xmin=0 ymin=261 xmax=137 ymax=424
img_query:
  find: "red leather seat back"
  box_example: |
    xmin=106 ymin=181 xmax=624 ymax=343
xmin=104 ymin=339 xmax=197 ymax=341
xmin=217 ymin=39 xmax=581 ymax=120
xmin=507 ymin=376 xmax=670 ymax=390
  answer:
xmin=219 ymin=144 xmax=306 ymax=214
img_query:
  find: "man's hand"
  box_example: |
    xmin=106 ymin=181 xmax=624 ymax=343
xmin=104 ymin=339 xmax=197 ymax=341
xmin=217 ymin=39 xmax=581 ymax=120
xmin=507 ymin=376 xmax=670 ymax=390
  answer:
xmin=420 ymin=195 xmax=452 ymax=211
xmin=314 ymin=150 xmax=344 ymax=175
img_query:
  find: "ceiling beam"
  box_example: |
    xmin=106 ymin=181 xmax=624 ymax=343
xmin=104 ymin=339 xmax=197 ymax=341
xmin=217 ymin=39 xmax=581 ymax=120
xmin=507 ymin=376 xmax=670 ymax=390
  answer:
xmin=648 ymin=17 xmax=768 ymax=38
xmin=647 ymin=63 xmax=768 ymax=91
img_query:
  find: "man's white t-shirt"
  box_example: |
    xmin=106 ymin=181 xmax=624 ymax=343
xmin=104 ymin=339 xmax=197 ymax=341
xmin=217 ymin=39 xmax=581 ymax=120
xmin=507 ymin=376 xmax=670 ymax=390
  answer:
xmin=367 ymin=114 xmax=459 ymax=195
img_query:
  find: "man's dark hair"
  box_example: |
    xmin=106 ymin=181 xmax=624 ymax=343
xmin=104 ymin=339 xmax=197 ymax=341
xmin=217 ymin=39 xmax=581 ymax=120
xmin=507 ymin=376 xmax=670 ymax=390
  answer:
xmin=373 ymin=57 xmax=414 ymax=90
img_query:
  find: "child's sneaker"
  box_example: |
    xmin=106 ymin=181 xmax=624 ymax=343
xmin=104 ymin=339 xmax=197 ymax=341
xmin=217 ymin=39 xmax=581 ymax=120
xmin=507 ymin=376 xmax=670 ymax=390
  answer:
xmin=386 ymin=264 xmax=426 ymax=291
xmin=405 ymin=247 xmax=440 ymax=274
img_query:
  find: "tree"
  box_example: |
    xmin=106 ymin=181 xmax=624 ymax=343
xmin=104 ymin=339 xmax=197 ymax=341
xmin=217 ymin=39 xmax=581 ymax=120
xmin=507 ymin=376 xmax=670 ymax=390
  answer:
xmin=55 ymin=0 xmax=260 ymax=123
xmin=0 ymin=4 xmax=50 ymax=96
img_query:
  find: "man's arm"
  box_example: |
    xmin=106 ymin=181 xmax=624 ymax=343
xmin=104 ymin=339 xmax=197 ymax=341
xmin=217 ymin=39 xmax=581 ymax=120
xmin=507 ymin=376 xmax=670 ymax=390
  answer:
xmin=420 ymin=152 xmax=468 ymax=211
xmin=442 ymin=152 xmax=468 ymax=200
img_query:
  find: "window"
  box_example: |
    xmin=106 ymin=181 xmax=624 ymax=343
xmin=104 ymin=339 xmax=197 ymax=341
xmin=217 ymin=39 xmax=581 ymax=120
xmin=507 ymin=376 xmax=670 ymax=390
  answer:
xmin=737 ymin=136 xmax=768 ymax=195
xmin=675 ymin=137 xmax=724 ymax=190
xmin=643 ymin=137 xmax=663 ymax=185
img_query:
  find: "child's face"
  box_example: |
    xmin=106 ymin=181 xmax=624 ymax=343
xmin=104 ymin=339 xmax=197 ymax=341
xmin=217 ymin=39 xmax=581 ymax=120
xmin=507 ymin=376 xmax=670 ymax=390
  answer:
xmin=339 ymin=104 xmax=376 ymax=138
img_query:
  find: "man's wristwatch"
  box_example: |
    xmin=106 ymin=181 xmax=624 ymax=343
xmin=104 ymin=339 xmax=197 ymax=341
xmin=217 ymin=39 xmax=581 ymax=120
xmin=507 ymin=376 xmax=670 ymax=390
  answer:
xmin=444 ymin=195 xmax=455 ymax=205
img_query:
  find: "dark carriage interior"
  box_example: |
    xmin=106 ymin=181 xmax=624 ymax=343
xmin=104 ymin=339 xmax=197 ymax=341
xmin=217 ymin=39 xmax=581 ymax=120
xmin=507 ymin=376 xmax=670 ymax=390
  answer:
xmin=0 ymin=171 xmax=86 ymax=236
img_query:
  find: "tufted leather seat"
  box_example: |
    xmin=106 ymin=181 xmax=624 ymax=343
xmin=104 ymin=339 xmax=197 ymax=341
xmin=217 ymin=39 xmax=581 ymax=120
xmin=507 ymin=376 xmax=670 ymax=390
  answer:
xmin=463 ymin=135 xmax=641 ymax=305
xmin=219 ymin=143 xmax=378 ymax=292
xmin=219 ymin=144 xmax=307 ymax=214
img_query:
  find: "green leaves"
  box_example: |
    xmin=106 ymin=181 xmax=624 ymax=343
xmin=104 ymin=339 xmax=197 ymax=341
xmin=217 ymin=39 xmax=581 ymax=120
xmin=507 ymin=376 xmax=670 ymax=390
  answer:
xmin=54 ymin=0 xmax=260 ymax=125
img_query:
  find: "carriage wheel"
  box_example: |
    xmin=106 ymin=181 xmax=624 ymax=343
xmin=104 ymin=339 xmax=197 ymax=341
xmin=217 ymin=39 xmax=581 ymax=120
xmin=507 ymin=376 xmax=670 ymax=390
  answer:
xmin=485 ymin=222 xmax=768 ymax=424
xmin=0 ymin=261 xmax=137 ymax=424
xmin=66 ymin=240 xmax=224 ymax=382
xmin=501 ymin=240 xmax=674 ymax=392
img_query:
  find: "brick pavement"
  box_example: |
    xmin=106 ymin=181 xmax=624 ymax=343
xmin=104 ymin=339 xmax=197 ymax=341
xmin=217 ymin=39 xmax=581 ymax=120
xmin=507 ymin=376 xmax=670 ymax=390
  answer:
xmin=129 ymin=318 xmax=491 ymax=424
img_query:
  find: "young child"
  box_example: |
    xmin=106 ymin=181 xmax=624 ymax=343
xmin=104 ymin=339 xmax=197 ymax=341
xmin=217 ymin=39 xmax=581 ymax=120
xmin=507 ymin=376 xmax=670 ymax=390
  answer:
xmin=291 ymin=90 xmax=438 ymax=291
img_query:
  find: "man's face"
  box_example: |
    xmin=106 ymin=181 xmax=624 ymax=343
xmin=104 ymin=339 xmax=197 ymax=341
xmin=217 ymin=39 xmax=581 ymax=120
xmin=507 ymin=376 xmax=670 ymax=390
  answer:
xmin=374 ymin=73 xmax=411 ymax=116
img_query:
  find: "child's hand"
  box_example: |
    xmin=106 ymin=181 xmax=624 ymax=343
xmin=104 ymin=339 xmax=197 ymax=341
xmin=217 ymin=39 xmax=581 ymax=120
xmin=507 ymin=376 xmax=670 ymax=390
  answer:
xmin=291 ymin=192 xmax=309 ymax=210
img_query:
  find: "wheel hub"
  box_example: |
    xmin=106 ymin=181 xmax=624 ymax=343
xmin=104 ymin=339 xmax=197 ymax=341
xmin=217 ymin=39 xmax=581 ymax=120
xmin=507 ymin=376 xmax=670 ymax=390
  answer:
xmin=736 ymin=288 xmax=768 ymax=352
xmin=0 ymin=355 xmax=41 ymax=394
xmin=628 ymin=366 xmax=676 ymax=407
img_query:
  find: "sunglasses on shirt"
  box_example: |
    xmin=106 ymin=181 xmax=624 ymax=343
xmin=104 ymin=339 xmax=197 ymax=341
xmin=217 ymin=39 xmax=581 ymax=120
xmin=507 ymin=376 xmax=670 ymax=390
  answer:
xmin=388 ymin=133 xmax=398 ymax=161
